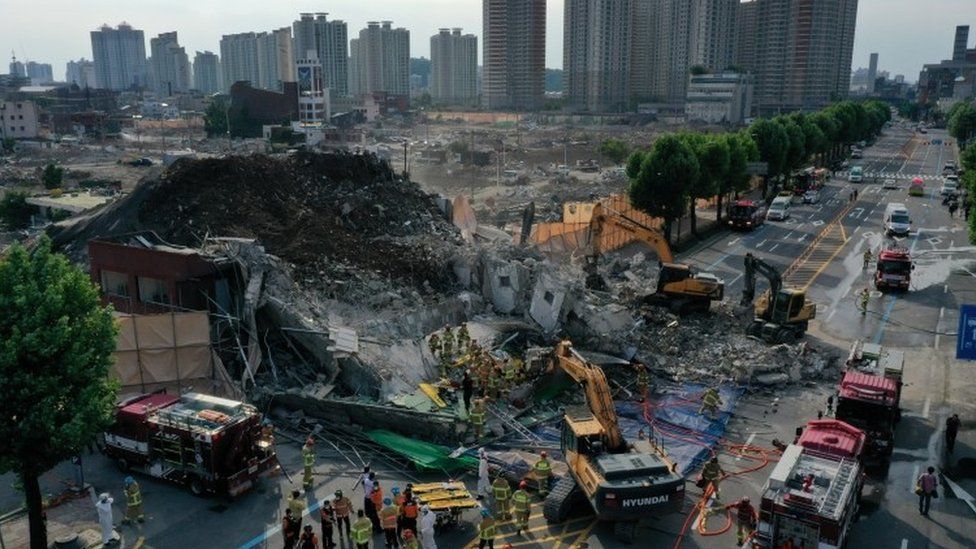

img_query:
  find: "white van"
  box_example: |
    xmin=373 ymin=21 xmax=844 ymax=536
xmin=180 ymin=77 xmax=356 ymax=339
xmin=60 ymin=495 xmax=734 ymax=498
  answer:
xmin=884 ymin=203 xmax=911 ymax=237
xmin=766 ymin=196 xmax=792 ymax=221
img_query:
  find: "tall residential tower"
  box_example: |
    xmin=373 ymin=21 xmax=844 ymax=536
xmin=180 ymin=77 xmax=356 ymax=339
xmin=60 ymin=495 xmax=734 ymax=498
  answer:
xmin=430 ymin=28 xmax=478 ymax=106
xmin=90 ymin=23 xmax=148 ymax=90
xmin=482 ymin=0 xmax=546 ymax=110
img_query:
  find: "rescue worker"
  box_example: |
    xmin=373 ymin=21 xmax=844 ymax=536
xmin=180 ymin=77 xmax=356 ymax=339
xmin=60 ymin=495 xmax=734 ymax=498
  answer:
xmin=379 ymin=497 xmax=399 ymax=548
xmin=946 ymin=413 xmax=961 ymax=454
xmin=352 ymin=509 xmax=374 ymax=549
xmin=283 ymin=508 xmax=298 ymax=549
xmin=462 ymin=370 xmax=475 ymax=413
xmin=478 ymin=508 xmax=497 ymax=549
xmin=635 ymin=362 xmax=650 ymax=399
xmin=299 ymin=524 xmax=319 ymax=549
xmin=477 ymin=448 xmax=491 ymax=500
xmin=859 ymin=287 xmax=870 ymax=316
xmin=511 ymin=481 xmax=531 ymax=535
xmin=470 ymin=398 xmax=486 ymax=439
xmin=701 ymin=456 xmax=725 ymax=499
xmin=441 ymin=325 xmax=454 ymax=362
xmin=400 ymin=494 xmax=419 ymax=539
xmin=362 ymin=471 xmax=377 ymax=530
xmin=122 ymin=476 xmax=144 ymax=524
xmin=503 ymin=360 xmax=518 ymax=398
xmin=725 ymin=496 xmax=757 ymax=545
xmin=402 ymin=530 xmax=420 ymax=549
xmin=89 ymin=487 xmax=116 ymax=546
xmin=456 ymin=323 xmax=470 ymax=352
xmin=491 ymin=475 xmax=511 ymax=520
xmin=369 ymin=480 xmax=384 ymax=532
xmin=419 ymin=504 xmax=437 ymax=549
xmin=700 ymin=387 xmax=723 ymax=419
xmin=333 ymin=489 xmax=353 ymax=540
xmin=288 ymin=490 xmax=306 ymax=538
xmin=320 ymin=499 xmax=336 ymax=548
xmin=302 ymin=436 xmax=316 ymax=489
xmin=486 ymin=367 xmax=501 ymax=399
xmin=391 ymin=486 xmax=405 ymax=540
xmin=532 ymin=451 xmax=552 ymax=498
xmin=863 ymin=249 xmax=873 ymax=270
xmin=427 ymin=332 xmax=441 ymax=359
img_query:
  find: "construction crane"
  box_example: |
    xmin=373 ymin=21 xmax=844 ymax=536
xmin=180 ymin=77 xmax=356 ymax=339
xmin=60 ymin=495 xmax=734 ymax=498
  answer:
xmin=741 ymin=253 xmax=816 ymax=343
xmin=588 ymin=203 xmax=724 ymax=313
xmin=541 ymin=341 xmax=685 ymax=543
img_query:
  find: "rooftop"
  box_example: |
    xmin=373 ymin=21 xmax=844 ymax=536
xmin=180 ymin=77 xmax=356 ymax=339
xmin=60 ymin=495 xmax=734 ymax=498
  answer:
xmin=764 ymin=444 xmax=859 ymax=522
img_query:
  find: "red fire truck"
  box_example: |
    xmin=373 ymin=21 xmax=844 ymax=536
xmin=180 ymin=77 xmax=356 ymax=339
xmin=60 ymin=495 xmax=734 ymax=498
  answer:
xmin=835 ymin=370 xmax=900 ymax=462
xmin=874 ymin=247 xmax=913 ymax=291
xmin=103 ymin=392 xmax=278 ymax=497
xmin=728 ymin=200 xmax=765 ymax=230
xmin=754 ymin=419 xmax=866 ymax=548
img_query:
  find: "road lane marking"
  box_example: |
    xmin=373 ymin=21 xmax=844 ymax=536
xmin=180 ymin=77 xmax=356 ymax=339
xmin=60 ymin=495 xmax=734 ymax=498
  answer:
xmin=911 ymin=465 xmax=920 ymax=492
xmin=923 ymin=396 xmax=932 ymax=419
xmin=737 ymin=433 xmax=757 ymax=461
xmin=757 ymin=239 xmax=767 ymax=248
xmin=825 ymin=309 xmax=837 ymax=323
xmin=728 ymin=273 xmax=743 ymax=286
xmin=797 ymin=233 xmax=807 ymax=242
xmin=769 ymin=243 xmax=779 ymax=252
xmin=785 ymin=231 xmax=794 ymax=239
xmin=728 ymin=237 xmax=741 ymax=246
xmin=901 ymin=539 xmax=908 ymax=549
xmin=935 ymin=307 xmax=945 ymax=349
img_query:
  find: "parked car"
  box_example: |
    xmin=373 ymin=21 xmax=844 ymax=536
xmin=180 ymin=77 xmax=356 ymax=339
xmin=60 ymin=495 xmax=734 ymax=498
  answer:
xmin=941 ymin=179 xmax=959 ymax=197
xmin=802 ymin=188 xmax=821 ymax=204
xmin=766 ymin=197 xmax=792 ymax=221
xmin=882 ymin=178 xmax=899 ymax=190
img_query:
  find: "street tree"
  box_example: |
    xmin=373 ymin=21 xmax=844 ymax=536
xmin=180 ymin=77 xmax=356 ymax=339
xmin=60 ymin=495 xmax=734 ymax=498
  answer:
xmin=683 ymin=134 xmax=729 ymax=236
xmin=42 ymin=163 xmax=64 ymax=190
xmin=949 ymin=103 xmax=976 ymax=143
xmin=776 ymin=117 xmax=807 ymax=178
xmin=717 ymin=131 xmax=759 ymax=221
xmin=203 ymin=96 xmax=229 ymax=137
xmin=0 ymin=190 xmax=36 ymax=229
xmin=0 ymin=237 xmax=119 ymax=549
xmin=750 ymin=118 xmax=788 ymax=197
xmin=628 ymin=135 xmax=699 ymax=243
xmin=598 ymin=138 xmax=631 ymax=164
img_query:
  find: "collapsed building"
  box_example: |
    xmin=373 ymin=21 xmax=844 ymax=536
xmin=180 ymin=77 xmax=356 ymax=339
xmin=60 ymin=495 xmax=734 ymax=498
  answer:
xmin=49 ymin=151 xmax=838 ymax=454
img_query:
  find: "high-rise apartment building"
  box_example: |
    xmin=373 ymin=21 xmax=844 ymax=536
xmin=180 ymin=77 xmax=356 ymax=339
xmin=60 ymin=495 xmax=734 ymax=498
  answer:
xmin=66 ymin=59 xmax=97 ymax=88
xmin=293 ymin=13 xmax=349 ymax=96
xmin=193 ymin=51 xmax=221 ymax=94
xmin=256 ymin=27 xmax=295 ymax=91
xmin=689 ymin=0 xmax=737 ymax=73
xmin=90 ymin=23 xmax=148 ymax=90
xmin=150 ymin=32 xmax=191 ymax=96
xmin=430 ymin=28 xmax=478 ymax=106
xmin=8 ymin=55 xmax=26 ymax=78
xmin=867 ymin=53 xmax=879 ymax=94
xmin=953 ymin=26 xmax=970 ymax=62
xmin=736 ymin=0 xmax=858 ymax=115
xmin=482 ymin=0 xmax=546 ymax=110
xmin=220 ymin=33 xmax=261 ymax=91
xmin=564 ymin=0 xmax=631 ymax=112
xmin=25 ymin=61 xmax=54 ymax=84
xmin=349 ymin=22 xmax=410 ymax=97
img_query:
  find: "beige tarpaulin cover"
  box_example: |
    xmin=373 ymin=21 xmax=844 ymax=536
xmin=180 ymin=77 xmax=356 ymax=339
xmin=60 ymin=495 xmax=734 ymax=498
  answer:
xmin=113 ymin=311 xmax=217 ymax=393
xmin=531 ymin=194 xmax=663 ymax=255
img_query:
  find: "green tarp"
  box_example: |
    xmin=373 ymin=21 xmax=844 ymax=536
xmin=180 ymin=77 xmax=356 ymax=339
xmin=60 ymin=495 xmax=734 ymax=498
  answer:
xmin=365 ymin=429 xmax=478 ymax=472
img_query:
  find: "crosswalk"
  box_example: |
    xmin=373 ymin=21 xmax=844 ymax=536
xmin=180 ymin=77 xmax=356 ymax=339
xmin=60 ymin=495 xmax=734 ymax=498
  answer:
xmin=834 ymin=171 xmax=947 ymax=181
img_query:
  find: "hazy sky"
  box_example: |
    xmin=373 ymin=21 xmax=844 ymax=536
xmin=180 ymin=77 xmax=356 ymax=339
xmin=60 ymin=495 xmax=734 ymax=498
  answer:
xmin=0 ymin=0 xmax=971 ymax=83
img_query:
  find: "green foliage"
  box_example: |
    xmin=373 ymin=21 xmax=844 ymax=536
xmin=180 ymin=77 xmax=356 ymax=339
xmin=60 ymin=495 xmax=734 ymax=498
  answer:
xmin=689 ymin=65 xmax=710 ymax=75
xmin=628 ymin=135 xmax=699 ymax=238
xmin=724 ymin=131 xmax=759 ymax=195
xmin=750 ymin=118 xmax=789 ymax=177
xmin=960 ymin=143 xmax=976 ymax=173
xmin=42 ymin=164 xmax=63 ymax=190
xmin=0 ymin=237 xmax=119 ymax=548
xmin=448 ymin=140 xmax=469 ymax=156
xmin=776 ymin=117 xmax=807 ymax=173
xmin=948 ymin=103 xmax=976 ymax=142
xmin=1 ymin=138 xmax=15 ymax=155
xmin=0 ymin=191 xmax=36 ymax=229
xmin=597 ymin=138 xmax=631 ymax=164
xmin=203 ymin=96 xmax=229 ymax=137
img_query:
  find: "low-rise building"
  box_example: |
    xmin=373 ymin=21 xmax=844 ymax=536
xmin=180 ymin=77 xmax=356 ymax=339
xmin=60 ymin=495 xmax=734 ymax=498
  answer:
xmin=685 ymin=72 xmax=753 ymax=125
xmin=0 ymin=100 xmax=41 ymax=139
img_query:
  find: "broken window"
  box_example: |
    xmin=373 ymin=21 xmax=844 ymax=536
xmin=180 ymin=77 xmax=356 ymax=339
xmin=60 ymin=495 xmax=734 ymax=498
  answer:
xmin=101 ymin=270 xmax=129 ymax=297
xmin=138 ymin=276 xmax=171 ymax=305
xmin=544 ymin=291 xmax=555 ymax=305
xmin=499 ymin=275 xmax=512 ymax=288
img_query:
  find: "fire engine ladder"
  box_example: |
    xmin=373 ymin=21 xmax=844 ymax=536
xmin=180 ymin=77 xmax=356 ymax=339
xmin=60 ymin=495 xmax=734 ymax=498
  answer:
xmin=819 ymin=458 xmax=856 ymax=517
xmin=486 ymin=403 xmax=541 ymax=442
xmin=153 ymin=432 xmax=184 ymax=468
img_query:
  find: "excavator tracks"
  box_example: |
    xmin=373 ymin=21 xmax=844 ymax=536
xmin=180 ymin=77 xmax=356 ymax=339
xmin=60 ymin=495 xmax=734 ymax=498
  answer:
xmin=543 ymin=475 xmax=584 ymax=523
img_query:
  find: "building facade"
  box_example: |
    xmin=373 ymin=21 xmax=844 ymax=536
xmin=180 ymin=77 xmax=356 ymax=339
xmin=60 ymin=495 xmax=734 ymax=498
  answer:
xmin=8 ymin=56 xmax=26 ymax=78
xmin=736 ymin=0 xmax=858 ymax=115
xmin=296 ymin=54 xmax=330 ymax=126
xmin=564 ymin=0 xmax=631 ymax=112
xmin=482 ymin=0 xmax=546 ymax=110
xmin=150 ymin=32 xmax=191 ymax=96
xmin=220 ymin=32 xmax=261 ymax=92
xmin=26 ymin=62 xmax=54 ymax=85
xmin=193 ymin=51 xmax=221 ymax=94
xmin=66 ymin=59 xmax=97 ymax=88
xmin=685 ymin=72 xmax=753 ymax=124
xmin=349 ymin=22 xmax=410 ymax=97
xmin=0 ymin=100 xmax=41 ymax=139
xmin=293 ymin=13 xmax=349 ymax=97
xmin=90 ymin=23 xmax=149 ymax=90
xmin=430 ymin=28 xmax=478 ymax=106
xmin=256 ymin=27 xmax=295 ymax=92
xmin=917 ymin=26 xmax=976 ymax=108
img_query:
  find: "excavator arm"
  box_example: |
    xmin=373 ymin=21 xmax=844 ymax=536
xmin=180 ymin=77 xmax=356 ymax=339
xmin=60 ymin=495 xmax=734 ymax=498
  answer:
xmin=741 ymin=252 xmax=782 ymax=305
xmin=550 ymin=341 xmax=625 ymax=451
xmin=590 ymin=204 xmax=674 ymax=263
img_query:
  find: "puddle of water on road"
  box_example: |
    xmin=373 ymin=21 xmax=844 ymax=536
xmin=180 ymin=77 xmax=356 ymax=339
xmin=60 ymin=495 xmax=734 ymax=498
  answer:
xmin=908 ymin=257 xmax=976 ymax=291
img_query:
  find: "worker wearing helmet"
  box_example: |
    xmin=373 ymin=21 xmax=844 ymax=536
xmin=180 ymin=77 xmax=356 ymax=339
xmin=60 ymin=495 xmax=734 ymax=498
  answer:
xmin=470 ymin=398 xmax=486 ymax=439
xmin=400 ymin=493 xmax=419 ymax=542
xmin=419 ymin=504 xmax=437 ymax=549
xmin=333 ymin=489 xmax=353 ymax=540
xmin=122 ymin=475 xmax=144 ymax=524
xmin=320 ymin=499 xmax=336 ymax=548
xmin=402 ymin=529 xmax=420 ymax=549
xmin=351 ymin=509 xmax=373 ymax=549
xmin=532 ymin=451 xmax=552 ymax=499
xmin=859 ymin=287 xmax=870 ymax=316
xmin=478 ymin=507 xmax=497 ymax=549
xmin=491 ymin=475 xmax=512 ymax=520
xmin=391 ymin=486 xmax=405 ymax=539
xmin=725 ymin=496 xmax=758 ymax=545
xmin=701 ymin=456 xmax=726 ymax=499
xmin=700 ymin=387 xmax=723 ymax=419
xmin=511 ymin=481 xmax=531 ymax=535
xmin=302 ymin=436 xmax=316 ymax=488
xmin=380 ymin=497 xmax=399 ymax=547
xmin=288 ymin=490 xmax=306 ymax=538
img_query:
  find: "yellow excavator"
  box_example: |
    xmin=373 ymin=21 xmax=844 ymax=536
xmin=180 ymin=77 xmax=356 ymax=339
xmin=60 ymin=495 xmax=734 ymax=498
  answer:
xmin=541 ymin=341 xmax=685 ymax=543
xmin=741 ymin=253 xmax=816 ymax=343
xmin=588 ymin=203 xmax=724 ymax=313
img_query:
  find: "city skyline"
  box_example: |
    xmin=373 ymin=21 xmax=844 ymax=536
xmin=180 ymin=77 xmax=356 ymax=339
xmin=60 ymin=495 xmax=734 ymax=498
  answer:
xmin=0 ymin=0 xmax=971 ymax=84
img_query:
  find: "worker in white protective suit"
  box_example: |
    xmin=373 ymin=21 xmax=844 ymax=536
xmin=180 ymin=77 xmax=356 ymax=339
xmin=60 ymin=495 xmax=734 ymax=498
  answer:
xmin=419 ymin=504 xmax=437 ymax=549
xmin=89 ymin=486 xmax=117 ymax=545
xmin=477 ymin=448 xmax=491 ymax=500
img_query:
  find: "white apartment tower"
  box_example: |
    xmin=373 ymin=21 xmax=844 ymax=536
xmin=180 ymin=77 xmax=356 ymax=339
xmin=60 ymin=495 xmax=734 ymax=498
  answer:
xmin=90 ymin=23 xmax=149 ymax=90
xmin=150 ymin=32 xmax=191 ymax=96
xmin=430 ymin=28 xmax=478 ymax=106
xmin=256 ymin=27 xmax=296 ymax=91
xmin=349 ymin=21 xmax=410 ymax=97
xmin=293 ymin=13 xmax=349 ymax=96
xmin=482 ymin=0 xmax=546 ymax=110
xmin=66 ymin=59 xmax=97 ymax=88
xmin=564 ymin=0 xmax=631 ymax=112
xmin=193 ymin=51 xmax=221 ymax=94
